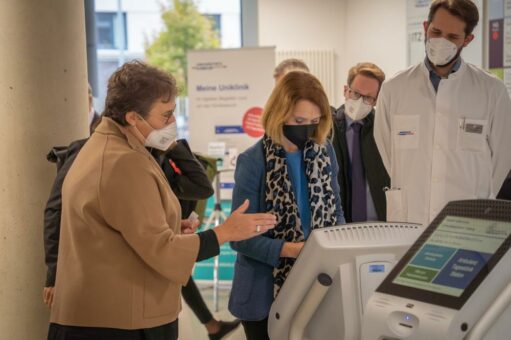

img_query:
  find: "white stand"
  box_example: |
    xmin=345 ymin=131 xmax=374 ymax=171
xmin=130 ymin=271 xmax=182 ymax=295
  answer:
xmin=201 ymin=168 xmax=231 ymax=312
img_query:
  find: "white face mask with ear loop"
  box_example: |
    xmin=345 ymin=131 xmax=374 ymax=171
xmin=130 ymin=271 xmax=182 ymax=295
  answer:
xmin=345 ymin=97 xmax=373 ymax=121
xmin=139 ymin=115 xmax=178 ymax=151
xmin=426 ymin=37 xmax=459 ymax=66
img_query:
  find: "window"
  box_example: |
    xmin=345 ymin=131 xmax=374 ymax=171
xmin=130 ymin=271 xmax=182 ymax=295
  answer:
xmin=96 ymin=12 xmax=127 ymax=50
xmin=204 ymin=14 xmax=221 ymax=35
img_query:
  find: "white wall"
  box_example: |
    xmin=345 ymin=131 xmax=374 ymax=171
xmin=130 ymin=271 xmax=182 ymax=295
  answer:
xmin=258 ymin=0 xmax=345 ymax=51
xmin=258 ymin=0 xmax=408 ymax=107
xmin=343 ymin=0 xmax=407 ymax=89
xmin=406 ymin=0 xmax=484 ymax=68
xmin=258 ymin=0 xmax=346 ymax=106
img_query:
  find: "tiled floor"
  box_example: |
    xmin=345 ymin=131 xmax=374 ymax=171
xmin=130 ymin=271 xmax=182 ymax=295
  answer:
xmin=179 ymin=286 xmax=246 ymax=340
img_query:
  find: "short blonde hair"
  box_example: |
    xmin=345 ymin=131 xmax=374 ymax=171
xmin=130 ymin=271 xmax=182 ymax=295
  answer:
xmin=273 ymin=58 xmax=310 ymax=80
xmin=347 ymin=62 xmax=385 ymax=89
xmin=262 ymin=71 xmax=332 ymax=145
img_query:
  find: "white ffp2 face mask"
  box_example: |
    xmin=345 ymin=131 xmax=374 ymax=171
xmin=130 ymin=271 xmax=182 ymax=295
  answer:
xmin=145 ymin=122 xmax=178 ymax=151
xmin=426 ymin=37 xmax=458 ymax=66
xmin=345 ymin=98 xmax=372 ymax=121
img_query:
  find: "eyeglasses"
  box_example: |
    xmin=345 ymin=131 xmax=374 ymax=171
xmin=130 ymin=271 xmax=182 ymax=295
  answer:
xmin=160 ymin=106 xmax=177 ymax=125
xmin=137 ymin=105 xmax=176 ymax=126
xmin=347 ymin=87 xmax=377 ymax=106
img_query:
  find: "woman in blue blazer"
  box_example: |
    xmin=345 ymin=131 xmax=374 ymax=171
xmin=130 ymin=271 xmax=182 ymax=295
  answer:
xmin=228 ymin=71 xmax=345 ymax=340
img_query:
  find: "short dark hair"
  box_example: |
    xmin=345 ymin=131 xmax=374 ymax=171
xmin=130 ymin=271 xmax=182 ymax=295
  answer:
xmin=428 ymin=0 xmax=479 ymax=36
xmin=102 ymin=60 xmax=178 ymax=126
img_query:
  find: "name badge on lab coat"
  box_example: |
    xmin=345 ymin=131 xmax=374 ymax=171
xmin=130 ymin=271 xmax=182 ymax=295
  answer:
xmin=457 ymin=118 xmax=487 ymax=152
xmin=393 ymin=115 xmax=420 ymax=150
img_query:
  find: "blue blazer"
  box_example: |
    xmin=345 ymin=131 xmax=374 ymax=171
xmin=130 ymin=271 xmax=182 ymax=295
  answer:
xmin=228 ymin=139 xmax=345 ymax=321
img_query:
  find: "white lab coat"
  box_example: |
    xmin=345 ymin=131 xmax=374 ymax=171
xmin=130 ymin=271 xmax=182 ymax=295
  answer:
xmin=374 ymin=60 xmax=511 ymax=226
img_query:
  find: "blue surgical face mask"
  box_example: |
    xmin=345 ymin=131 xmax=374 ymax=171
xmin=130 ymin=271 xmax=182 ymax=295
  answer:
xmin=282 ymin=124 xmax=318 ymax=149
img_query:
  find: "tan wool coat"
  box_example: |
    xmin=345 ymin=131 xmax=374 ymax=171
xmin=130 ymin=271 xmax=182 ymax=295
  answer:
xmin=50 ymin=117 xmax=200 ymax=329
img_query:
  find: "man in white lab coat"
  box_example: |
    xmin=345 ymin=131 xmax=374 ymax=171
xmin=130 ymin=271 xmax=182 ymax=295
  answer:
xmin=374 ymin=0 xmax=511 ymax=226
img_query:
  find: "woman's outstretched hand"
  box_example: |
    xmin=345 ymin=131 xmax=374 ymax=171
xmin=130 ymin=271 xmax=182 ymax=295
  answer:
xmin=213 ymin=199 xmax=277 ymax=245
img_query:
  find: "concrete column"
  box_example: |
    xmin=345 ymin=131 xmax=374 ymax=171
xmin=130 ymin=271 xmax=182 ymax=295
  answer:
xmin=241 ymin=0 xmax=259 ymax=47
xmin=0 ymin=1 xmax=88 ymax=338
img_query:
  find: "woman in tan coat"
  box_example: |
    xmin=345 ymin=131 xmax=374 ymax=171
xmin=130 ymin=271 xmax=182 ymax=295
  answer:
xmin=48 ymin=61 xmax=276 ymax=340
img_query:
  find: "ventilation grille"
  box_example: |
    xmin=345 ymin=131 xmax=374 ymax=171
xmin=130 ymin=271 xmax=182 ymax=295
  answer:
xmin=373 ymin=296 xmax=393 ymax=309
xmin=320 ymin=223 xmax=422 ymax=245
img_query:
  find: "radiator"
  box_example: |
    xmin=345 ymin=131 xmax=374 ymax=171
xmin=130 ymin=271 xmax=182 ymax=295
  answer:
xmin=276 ymin=49 xmax=337 ymax=105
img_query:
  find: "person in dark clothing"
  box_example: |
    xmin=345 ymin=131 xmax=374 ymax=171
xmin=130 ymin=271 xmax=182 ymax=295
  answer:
xmin=331 ymin=62 xmax=389 ymax=223
xmin=151 ymin=141 xmax=242 ymax=339
xmin=151 ymin=140 xmax=213 ymax=217
xmin=43 ymin=139 xmax=88 ymax=292
xmin=497 ymin=170 xmax=511 ymax=200
xmin=88 ymin=83 xmax=101 ymax=134
xmin=43 ymin=138 xmax=241 ymax=339
xmin=43 ymin=84 xmax=99 ymax=296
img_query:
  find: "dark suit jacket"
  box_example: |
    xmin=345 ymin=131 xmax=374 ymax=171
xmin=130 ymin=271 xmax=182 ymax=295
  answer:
xmin=44 ymin=139 xmax=88 ymax=286
xmin=497 ymin=170 xmax=511 ymax=200
xmin=331 ymin=105 xmax=390 ymax=222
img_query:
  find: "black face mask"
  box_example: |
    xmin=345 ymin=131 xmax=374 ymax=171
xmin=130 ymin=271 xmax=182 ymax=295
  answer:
xmin=282 ymin=124 xmax=318 ymax=150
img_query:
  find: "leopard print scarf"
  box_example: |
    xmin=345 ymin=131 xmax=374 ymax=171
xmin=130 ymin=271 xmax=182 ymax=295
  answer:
xmin=263 ymin=135 xmax=338 ymax=297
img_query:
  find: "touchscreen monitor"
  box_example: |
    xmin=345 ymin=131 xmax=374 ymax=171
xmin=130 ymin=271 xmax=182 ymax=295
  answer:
xmin=392 ymin=216 xmax=510 ymax=297
xmin=377 ymin=200 xmax=511 ymax=310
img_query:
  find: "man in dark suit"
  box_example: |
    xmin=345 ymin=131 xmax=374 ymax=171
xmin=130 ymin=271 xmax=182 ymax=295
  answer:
xmin=497 ymin=170 xmax=511 ymax=200
xmin=332 ymin=62 xmax=389 ymax=222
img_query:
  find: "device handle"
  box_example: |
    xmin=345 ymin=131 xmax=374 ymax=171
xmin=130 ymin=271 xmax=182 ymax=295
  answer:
xmin=466 ymin=281 xmax=511 ymax=340
xmin=288 ymin=273 xmax=332 ymax=340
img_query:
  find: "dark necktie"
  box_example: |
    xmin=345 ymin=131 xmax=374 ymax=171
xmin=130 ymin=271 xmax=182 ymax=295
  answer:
xmin=351 ymin=122 xmax=367 ymax=222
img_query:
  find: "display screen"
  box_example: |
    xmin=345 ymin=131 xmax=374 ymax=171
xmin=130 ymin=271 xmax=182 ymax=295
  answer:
xmin=392 ymin=216 xmax=511 ymax=297
xmin=369 ymin=264 xmax=386 ymax=273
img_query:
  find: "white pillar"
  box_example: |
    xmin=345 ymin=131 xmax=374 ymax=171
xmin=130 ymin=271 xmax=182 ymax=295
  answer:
xmin=0 ymin=0 xmax=88 ymax=338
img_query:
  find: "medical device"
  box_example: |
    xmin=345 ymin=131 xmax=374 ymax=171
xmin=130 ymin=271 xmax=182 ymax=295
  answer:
xmin=268 ymin=221 xmax=423 ymax=340
xmin=362 ymin=199 xmax=511 ymax=340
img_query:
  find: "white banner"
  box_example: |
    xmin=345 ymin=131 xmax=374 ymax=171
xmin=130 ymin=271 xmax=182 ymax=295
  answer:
xmin=188 ymin=47 xmax=275 ymax=154
xmin=187 ymin=47 xmax=275 ymax=199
